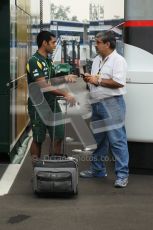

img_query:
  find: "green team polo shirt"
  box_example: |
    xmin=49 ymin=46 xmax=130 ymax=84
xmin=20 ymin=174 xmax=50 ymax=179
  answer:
xmin=26 ymin=51 xmax=64 ymax=141
xmin=26 ymin=51 xmax=56 ymax=102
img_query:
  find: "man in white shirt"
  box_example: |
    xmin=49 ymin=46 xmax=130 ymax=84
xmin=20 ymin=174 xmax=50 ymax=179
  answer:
xmin=80 ymin=31 xmax=129 ymax=188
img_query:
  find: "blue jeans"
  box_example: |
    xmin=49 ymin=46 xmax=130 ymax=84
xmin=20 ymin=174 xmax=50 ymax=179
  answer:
xmin=90 ymin=96 xmax=129 ymax=178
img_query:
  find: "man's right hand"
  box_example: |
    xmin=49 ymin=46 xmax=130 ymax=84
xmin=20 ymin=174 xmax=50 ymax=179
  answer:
xmin=64 ymin=93 xmax=76 ymax=107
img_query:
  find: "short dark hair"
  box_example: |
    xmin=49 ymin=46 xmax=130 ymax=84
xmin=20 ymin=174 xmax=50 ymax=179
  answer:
xmin=96 ymin=31 xmax=116 ymax=49
xmin=37 ymin=31 xmax=56 ymax=48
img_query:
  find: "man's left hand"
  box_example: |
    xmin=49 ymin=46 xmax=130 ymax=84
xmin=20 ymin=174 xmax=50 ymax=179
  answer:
xmin=65 ymin=74 xmax=77 ymax=83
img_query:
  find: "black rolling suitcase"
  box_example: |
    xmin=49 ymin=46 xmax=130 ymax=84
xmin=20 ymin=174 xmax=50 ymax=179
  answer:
xmin=33 ymin=97 xmax=78 ymax=195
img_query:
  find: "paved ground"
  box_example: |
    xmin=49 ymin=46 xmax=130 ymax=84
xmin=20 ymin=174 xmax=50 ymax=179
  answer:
xmin=1 ymin=135 xmax=153 ymax=230
xmin=0 ymin=164 xmax=8 ymax=180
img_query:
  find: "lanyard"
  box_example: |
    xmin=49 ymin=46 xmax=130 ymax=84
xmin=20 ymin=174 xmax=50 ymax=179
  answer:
xmin=97 ymin=57 xmax=109 ymax=75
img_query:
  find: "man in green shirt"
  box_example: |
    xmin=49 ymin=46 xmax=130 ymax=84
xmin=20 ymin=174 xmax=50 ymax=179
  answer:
xmin=26 ymin=31 xmax=77 ymax=164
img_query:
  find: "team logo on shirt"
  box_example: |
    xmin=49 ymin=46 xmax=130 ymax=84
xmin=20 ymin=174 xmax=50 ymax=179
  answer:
xmin=37 ymin=61 xmax=43 ymax=70
xmin=33 ymin=69 xmax=39 ymax=77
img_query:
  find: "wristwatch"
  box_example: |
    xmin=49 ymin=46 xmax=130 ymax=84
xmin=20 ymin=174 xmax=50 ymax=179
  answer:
xmin=97 ymin=78 xmax=102 ymax=86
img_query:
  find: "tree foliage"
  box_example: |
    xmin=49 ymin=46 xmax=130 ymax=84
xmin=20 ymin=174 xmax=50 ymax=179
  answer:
xmin=51 ymin=3 xmax=78 ymax=21
xmin=71 ymin=16 xmax=78 ymax=21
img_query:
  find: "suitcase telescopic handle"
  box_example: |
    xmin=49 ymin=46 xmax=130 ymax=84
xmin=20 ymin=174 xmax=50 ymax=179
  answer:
xmin=52 ymin=96 xmax=67 ymax=156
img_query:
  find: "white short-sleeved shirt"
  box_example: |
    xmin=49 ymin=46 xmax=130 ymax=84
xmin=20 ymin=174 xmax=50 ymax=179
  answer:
xmin=89 ymin=50 xmax=127 ymax=100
